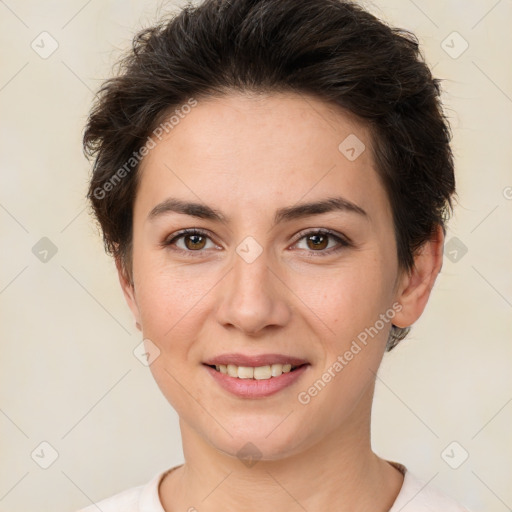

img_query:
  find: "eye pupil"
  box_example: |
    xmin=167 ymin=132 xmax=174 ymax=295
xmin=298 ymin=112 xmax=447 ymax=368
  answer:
xmin=307 ymin=234 xmax=328 ymax=250
xmin=185 ymin=234 xmax=206 ymax=250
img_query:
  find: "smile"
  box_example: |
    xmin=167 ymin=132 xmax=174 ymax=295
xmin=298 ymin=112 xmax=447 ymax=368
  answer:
xmin=207 ymin=363 xmax=301 ymax=380
xmin=203 ymin=363 xmax=310 ymax=398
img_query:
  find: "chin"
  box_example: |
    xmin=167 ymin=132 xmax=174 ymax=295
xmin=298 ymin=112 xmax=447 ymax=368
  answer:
xmin=205 ymin=417 xmax=318 ymax=464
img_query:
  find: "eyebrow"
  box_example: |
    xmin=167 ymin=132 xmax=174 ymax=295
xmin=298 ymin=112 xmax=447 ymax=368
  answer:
xmin=147 ymin=196 xmax=368 ymax=226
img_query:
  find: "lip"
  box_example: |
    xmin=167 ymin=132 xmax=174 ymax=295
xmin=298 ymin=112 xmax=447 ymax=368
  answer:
xmin=203 ymin=353 xmax=309 ymax=367
xmin=204 ymin=363 xmax=310 ymax=398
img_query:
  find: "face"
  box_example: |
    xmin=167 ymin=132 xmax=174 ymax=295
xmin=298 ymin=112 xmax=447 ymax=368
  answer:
xmin=119 ymin=91 xmax=429 ymax=460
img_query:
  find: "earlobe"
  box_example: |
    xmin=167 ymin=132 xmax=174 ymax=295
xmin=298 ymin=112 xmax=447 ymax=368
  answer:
xmin=115 ymin=257 xmax=142 ymax=330
xmin=392 ymin=225 xmax=445 ymax=329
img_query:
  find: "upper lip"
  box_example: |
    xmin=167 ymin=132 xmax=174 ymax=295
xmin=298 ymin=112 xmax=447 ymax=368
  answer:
xmin=203 ymin=353 xmax=309 ymax=367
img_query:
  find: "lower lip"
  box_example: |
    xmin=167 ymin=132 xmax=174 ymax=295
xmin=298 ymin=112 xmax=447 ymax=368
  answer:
xmin=204 ymin=364 xmax=310 ymax=398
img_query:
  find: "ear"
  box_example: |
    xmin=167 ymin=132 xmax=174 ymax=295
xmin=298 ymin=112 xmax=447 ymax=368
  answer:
xmin=392 ymin=224 xmax=444 ymax=329
xmin=115 ymin=257 xmax=142 ymax=332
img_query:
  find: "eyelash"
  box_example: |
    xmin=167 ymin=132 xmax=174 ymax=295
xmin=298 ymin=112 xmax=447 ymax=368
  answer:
xmin=162 ymin=228 xmax=351 ymax=258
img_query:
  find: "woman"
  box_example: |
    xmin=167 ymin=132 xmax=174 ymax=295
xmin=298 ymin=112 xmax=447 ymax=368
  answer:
xmin=79 ymin=0 xmax=470 ymax=510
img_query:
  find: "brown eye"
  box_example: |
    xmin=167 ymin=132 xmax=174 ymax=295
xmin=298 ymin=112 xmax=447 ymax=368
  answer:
xmin=305 ymin=233 xmax=329 ymax=251
xmin=164 ymin=228 xmax=217 ymax=254
xmin=183 ymin=233 xmax=207 ymax=250
xmin=294 ymin=229 xmax=350 ymax=256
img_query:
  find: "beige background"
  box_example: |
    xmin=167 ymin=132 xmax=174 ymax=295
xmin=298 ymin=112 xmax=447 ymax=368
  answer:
xmin=1 ymin=1 xmax=511 ymax=511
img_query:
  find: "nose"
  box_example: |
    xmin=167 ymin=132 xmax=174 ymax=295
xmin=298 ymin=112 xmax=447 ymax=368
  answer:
xmin=215 ymin=247 xmax=291 ymax=336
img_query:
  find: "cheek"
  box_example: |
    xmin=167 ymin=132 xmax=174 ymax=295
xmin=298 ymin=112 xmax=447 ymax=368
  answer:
xmin=134 ymin=262 xmax=215 ymax=412
xmin=133 ymin=244 xmax=216 ymax=332
xmin=292 ymin=266 xmax=392 ymax=428
xmin=290 ymin=257 xmax=393 ymax=342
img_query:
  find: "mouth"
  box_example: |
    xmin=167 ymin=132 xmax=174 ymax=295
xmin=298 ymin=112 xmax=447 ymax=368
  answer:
xmin=203 ymin=359 xmax=310 ymax=398
xmin=204 ymin=362 xmax=307 ymax=380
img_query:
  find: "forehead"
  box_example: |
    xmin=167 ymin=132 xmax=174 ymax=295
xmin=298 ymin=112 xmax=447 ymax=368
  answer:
xmin=135 ymin=91 xmax=389 ymax=224
xmin=144 ymin=91 xmax=373 ymax=163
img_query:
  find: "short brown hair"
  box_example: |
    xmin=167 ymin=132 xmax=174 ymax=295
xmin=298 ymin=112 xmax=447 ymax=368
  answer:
xmin=83 ymin=0 xmax=456 ymax=350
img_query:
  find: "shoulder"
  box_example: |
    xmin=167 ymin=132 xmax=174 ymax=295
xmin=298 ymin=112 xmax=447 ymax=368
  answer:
xmin=74 ymin=468 xmax=171 ymax=512
xmin=76 ymin=485 xmax=144 ymax=512
xmin=389 ymin=465 xmax=471 ymax=512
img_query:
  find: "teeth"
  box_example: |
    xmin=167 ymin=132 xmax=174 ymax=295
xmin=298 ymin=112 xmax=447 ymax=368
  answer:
xmin=237 ymin=366 xmax=254 ymax=379
xmin=212 ymin=363 xmax=298 ymax=380
xmin=253 ymin=365 xmax=271 ymax=380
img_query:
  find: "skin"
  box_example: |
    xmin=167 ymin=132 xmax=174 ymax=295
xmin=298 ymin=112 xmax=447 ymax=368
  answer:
xmin=116 ymin=91 xmax=444 ymax=512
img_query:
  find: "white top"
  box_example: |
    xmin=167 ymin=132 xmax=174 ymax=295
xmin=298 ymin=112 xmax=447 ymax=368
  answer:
xmin=76 ymin=462 xmax=471 ymax=512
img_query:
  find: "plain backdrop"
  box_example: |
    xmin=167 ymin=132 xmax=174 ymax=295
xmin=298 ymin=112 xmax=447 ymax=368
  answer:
xmin=0 ymin=1 xmax=511 ymax=511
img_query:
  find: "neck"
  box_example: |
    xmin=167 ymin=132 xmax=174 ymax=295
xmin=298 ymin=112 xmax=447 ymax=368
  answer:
xmin=159 ymin=384 xmax=403 ymax=512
